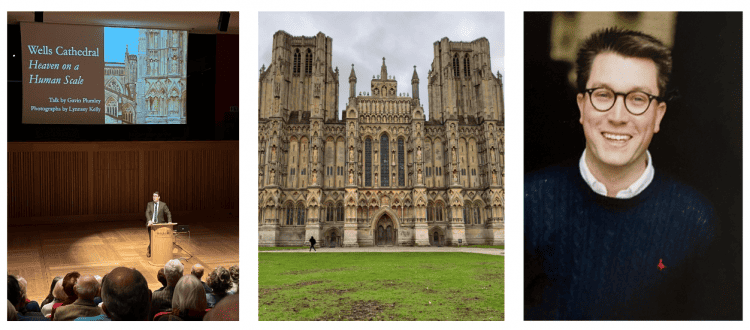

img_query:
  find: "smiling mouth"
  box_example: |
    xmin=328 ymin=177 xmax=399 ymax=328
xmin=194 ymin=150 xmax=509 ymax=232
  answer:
xmin=602 ymin=132 xmax=631 ymax=142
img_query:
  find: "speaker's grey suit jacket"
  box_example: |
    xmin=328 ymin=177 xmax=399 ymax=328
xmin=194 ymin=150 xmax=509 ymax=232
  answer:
xmin=145 ymin=201 xmax=172 ymax=225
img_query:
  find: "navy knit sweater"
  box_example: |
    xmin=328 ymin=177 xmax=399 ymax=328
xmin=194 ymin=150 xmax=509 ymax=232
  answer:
xmin=524 ymin=162 xmax=716 ymax=320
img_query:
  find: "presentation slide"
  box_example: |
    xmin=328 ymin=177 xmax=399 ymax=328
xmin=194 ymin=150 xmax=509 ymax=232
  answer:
xmin=21 ymin=22 xmax=188 ymax=124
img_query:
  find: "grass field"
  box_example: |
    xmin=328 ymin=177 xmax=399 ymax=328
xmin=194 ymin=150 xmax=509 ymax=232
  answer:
xmin=259 ymin=252 xmax=504 ymax=321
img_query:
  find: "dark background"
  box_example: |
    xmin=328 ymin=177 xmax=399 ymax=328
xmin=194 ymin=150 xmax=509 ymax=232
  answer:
xmin=7 ymin=24 xmax=239 ymax=141
xmin=525 ymin=12 xmax=742 ymax=319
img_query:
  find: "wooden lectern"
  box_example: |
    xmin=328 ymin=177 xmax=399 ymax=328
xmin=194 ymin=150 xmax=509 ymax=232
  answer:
xmin=149 ymin=223 xmax=176 ymax=266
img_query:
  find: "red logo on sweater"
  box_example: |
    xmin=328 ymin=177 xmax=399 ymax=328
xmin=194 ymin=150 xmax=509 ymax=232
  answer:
xmin=658 ymin=259 xmax=666 ymax=271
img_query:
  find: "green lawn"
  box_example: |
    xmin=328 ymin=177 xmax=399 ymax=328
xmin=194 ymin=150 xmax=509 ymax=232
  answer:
xmin=259 ymin=252 xmax=504 ymax=321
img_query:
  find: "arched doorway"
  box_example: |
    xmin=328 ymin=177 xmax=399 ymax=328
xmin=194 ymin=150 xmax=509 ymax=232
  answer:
xmin=324 ymin=228 xmax=341 ymax=248
xmin=375 ymin=215 xmax=395 ymax=246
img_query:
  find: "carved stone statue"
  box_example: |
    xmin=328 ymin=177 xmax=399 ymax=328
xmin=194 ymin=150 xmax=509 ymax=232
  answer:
xmin=492 ymin=170 xmax=497 ymax=184
xmin=270 ymin=169 xmax=275 ymax=183
xmin=313 ymin=146 xmax=318 ymax=162
xmin=418 ymin=169 xmax=422 ymax=182
xmin=349 ymin=170 xmax=354 ymax=184
xmin=349 ymin=146 xmax=354 ymax=160
xmin=453 ymin=169 xmax=458 ymax=182
xmin=417 ymin=146 xmax=422 ymax=161
xmin=312 ymin=170 xmax=317 ymax=184
xmin=272 ymin=146 xmax=277 ymax=160
xmin=452 ymin=147 xmax=457 ymax=163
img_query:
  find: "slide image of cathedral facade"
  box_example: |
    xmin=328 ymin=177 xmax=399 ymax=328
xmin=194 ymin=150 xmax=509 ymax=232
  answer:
xmin=259 ymin=31 xmax=505 ymax=247
xmin=104 ymin=28 xmax=187 ymax=124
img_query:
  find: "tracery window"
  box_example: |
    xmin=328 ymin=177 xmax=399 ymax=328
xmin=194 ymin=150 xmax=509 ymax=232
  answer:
xmin=380 ymin=135 xmax=389 ymax=187
xmin=427 ymin=202 xmax=434 ymax=221
xmin=293 ymin=49 xmax=301 ymax=74
xmin=398 ymin=138 xmax=405 ymax=186
xmin=365 ymin=138 xmax=372 ymax=187
xmin=337 ymin=203 xmax=344 ymax=222
xmin=305 ymin=49 xmax=312 ymax=74
xmin=463 ymin=54 xmax=471 ymax=77
xmin=296 ymin=203 xmax=306 ymax=226
xmin=453 ymin=54 xmax=460 ymax=77
xmin=326 ymin=204 xmax=333 ymax=222
xmin=463 ymin=205 xmax=470 ymax=224
xmin=285 ymin=204 xmax=294 ymax=225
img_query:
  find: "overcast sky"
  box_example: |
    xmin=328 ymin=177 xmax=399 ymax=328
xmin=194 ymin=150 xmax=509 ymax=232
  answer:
xmin=258 ymin=12 xmax=504 ymax=120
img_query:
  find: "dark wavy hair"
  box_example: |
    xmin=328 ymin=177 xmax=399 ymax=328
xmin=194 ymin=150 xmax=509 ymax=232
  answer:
xmin=229 ymin=265 xmax=239 ymax=283
xmin=7 ymin=275 xmax=22 ymax=306
xmin=207 ymin=266 xmax=233 ymax=295
xmin=576 ymin=27 xmax=672 ymax=97
xmin=61 ymin=271 xmax=81 ymax=305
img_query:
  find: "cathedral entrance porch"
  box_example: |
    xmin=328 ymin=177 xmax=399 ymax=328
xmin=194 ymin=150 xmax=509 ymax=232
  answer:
xmin=375 ymin=215 xmax=396 ymax=246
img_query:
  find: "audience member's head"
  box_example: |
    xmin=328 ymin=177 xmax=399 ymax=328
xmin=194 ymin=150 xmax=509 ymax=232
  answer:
xmin=164 ymin=259 xmax=184 ymax=287
xmin=16 ymin=277 xmax=28 ymax=301
xmin=207 ymin=266 xmax=233 ymax=295
xmin=157 ymin=268 xmax=167 ymax=288
xmin=41 ymin=276 xmax=63 ymax=307
xmin=8 ymin=299 xmax=18 ymax=321
xmin=8 ymin=275 xmax=22 ymax=308
xmin=100 ymin=267 xmax=151 ymax=321
xmin=62 ymin=271 xmax=81 ymax=304
xmin=172 ymin=274 xmax=207 ymax=319
xmin=74 ymin=275 xmax=100 ymax=301
xmin=229 ymin=265 xmax=239 ymax=284
xmin=203 ymin=294 xmax=239 ymax=321
xmin=52 ymin=279 xmax=68 ymax=301
xmin=191 ymin=264 xmax=205 ymax=281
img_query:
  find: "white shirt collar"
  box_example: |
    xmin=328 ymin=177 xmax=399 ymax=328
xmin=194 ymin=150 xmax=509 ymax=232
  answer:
xmin=579 ymin=149 xmax=655 ymax=199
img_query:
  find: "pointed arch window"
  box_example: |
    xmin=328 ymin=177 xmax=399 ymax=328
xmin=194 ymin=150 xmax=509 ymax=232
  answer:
xmin=453 ymin=54 xmax=460 ymax=77
xmin=293 ymin=49 xmax=301 ymax=74
xmin=380 ymin=135 xmax=389 ymax=187
xmin=337 ymin=203 xmax=344 ymax=222
xmin=296 ymin=202 xmax=306 ymax=226
xmin=427 ymin=202 xmax=434 ymax=221
xmin=463 ymin=54 xmax=471 ymax=77
xmin=365 ymin=138 xmax=372 ymax=187
xmin=463 ymin=205 xmax=470 ymax=224
xmin=305 ymin=49 xmax=313 ymax=74
xmin=398 ymin=138 xmax=405 ymax=186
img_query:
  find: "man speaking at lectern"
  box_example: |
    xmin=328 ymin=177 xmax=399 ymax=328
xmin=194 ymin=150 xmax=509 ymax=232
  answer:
xmin=146 ymin=191 xmax=172 ymax=258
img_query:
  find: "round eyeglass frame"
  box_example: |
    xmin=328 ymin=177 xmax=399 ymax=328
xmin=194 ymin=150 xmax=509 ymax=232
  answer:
xmin=584 ymin=87 xmax=663 ymax=115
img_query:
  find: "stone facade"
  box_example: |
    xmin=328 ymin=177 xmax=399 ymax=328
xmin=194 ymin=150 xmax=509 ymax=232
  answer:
xmin=104 ymin=29 xmax=187 ymax=124
xmin=258 ymin=30 xmax=504 ymax=247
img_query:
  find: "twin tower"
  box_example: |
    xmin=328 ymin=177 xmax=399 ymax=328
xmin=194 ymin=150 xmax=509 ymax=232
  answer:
xmin=258 ymin=30 xmax=504 ymax=247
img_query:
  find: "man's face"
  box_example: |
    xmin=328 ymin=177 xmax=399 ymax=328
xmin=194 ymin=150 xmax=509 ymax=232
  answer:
xmin=577 ymin=52 xmax=666 ymax=171
xmin=153 ymin=194 xmax=160 ymax=203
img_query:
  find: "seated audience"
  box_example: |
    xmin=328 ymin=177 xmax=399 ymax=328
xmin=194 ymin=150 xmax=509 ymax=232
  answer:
xmin=93 ymin=275 xmax=103 ymax=305
xmin=206 ymin=266 xmax=232 ymax=308
xmin=203 ymin=294 xmax=239 ymax=321
xmin=228 ymin=265 xmax=239 ymax=294
xmin=42 ymin=279 xmax=67 ymax=317
xmin=191 ymin=264 xmax=212 ymax=294
xmin=40 ymin=276 xmax=62 ymax=312
xmin=16 ymin=276 xmax=42 ymax=312
xmin=8 ymin=300 xmax=18 ymax=321
xmin=8 ymin=275 xmax=48 ymax=321
xmin=50 ymin=271 xmax=80 ymax=320
xmin=53 ymin=274 xmax=103 ymax=320
xmin=156 ymin=274 xmax=208 ymax=321
xmin=149 ymin=259 xmax=184 ymax=320
xmin=76 ymin=267 xmax=151 ymax=321
xmin=155 ymin=268 xmax=168 ymax=293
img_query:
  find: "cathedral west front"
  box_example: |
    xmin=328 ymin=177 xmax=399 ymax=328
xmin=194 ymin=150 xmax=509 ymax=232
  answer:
xmin=258 ymin=30 xmax=504 ymax=247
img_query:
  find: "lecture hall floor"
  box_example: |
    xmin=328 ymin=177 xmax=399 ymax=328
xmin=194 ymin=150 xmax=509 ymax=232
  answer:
xmin=7 ymin=211 xmax=239 ymax=302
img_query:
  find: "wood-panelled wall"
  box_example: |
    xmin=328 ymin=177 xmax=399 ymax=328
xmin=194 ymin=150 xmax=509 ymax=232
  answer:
xmin=8 ymin=141 xmax=239 ymax=223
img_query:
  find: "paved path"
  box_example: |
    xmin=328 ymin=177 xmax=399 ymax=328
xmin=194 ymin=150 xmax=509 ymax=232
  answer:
xmin=259 ymin=246 xmax=504 ymax=256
